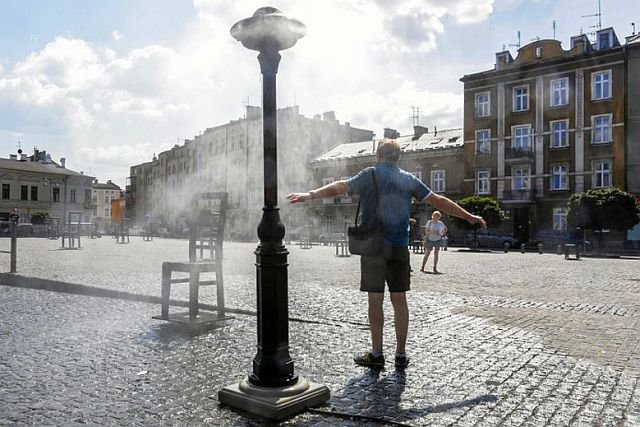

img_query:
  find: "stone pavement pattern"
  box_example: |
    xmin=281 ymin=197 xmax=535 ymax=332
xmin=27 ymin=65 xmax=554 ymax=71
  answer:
xmin=1 ymin=237 xmax=640 ymax=425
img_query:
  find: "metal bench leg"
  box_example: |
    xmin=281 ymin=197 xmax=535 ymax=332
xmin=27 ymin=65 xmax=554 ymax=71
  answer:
xmin=189 ymin=269 xmax=200 ymax=319
xmin=161 ymin=264 xmax=171 ymax=319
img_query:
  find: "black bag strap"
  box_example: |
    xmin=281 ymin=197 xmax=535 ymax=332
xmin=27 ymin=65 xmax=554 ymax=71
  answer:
xmin=354 ymin=168 xmax=379 ymax=227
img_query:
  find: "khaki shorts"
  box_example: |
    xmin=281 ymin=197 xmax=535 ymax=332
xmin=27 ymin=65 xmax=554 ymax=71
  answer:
xmin=360 ymin=246 xmax=410 ymax=293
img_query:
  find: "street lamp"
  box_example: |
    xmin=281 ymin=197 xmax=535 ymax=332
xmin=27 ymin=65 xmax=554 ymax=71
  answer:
xmin=218 ymin=7 xmax=329 ymax=421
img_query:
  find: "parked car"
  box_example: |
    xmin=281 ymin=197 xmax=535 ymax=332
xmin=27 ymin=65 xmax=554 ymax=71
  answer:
xmin=16 ymin=223 xmax=34 ymax=237
xmin=0 ymin=220 xmax=10 ymax=236
xmin=463 ymin=230 xmax=519 ymax=249
xmin=533 ymin=229 xmax=591 ymax=249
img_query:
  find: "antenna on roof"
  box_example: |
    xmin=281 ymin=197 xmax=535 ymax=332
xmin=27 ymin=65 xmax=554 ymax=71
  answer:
xmin=582 ymin=0 xmax=602 ymax=42
xmin=509 ymin=30 xmax=521 ymax=50
xmin=411 ymin=106 xmax=421 ymax=127
xmin=633 ymin=22 xmax=636 ymax=36
xmin=553 ymin=20 xmax=557 ymax=39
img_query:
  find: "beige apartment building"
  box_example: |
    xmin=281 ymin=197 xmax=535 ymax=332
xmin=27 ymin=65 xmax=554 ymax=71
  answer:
xmin=460 ymin=27 xmax=638 ymax=243
xmin=91 ymin=180 xmax=122 ymax=231
xmin=0 ymin=148 xmax=94 ymax=225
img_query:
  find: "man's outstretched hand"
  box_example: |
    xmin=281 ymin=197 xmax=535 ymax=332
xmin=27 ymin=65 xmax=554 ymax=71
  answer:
xmin=468 ymin=215 xmax=487 ymax=230
xmin=286 ymin=192 xmax=311 ymax=204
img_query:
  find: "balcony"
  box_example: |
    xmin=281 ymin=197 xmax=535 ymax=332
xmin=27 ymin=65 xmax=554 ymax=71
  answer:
xmin=502 ymin=189 xmax=534 ymax=202
xmin=505 ymin=146 xmax=534 ymax=160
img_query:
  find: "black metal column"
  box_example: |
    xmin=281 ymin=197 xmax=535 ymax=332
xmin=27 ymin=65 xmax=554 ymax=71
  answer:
xmin=249 ymin=49 xmax=297 ymax=388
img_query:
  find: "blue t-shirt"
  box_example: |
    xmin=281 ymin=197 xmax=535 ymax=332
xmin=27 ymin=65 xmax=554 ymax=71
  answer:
xmin=346 ymin=163 xmax=432 ymax=247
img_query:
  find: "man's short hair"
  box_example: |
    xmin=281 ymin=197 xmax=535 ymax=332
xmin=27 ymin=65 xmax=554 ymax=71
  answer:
xmin=376 ymin=138 xmax=401 ymax=162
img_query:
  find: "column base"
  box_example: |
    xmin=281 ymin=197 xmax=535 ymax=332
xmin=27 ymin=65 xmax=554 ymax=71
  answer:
xmin=218 ymin=375 xmax=330 ymax=421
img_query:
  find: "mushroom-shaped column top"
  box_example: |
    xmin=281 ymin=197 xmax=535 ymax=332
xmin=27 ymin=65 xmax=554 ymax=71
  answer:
xmin=230 ymin=7 xmax=306 ymax=53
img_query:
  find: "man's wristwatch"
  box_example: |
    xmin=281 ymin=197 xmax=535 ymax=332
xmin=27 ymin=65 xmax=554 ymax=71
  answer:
xmin=308 ymin=190 xmax=317 ymax=199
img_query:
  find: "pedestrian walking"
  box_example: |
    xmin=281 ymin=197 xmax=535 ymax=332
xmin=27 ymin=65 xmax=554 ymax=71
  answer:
xmin=420 ymin=211 xmax=447 ymax=273
xmin=286 ymin=138 xmax=486 ymax=369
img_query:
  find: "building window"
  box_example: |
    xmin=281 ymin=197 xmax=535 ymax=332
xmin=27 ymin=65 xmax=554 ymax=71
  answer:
xmin=591 ymin=114 xmax=612 ymax=144
xmin=551 ymin=164 xmax=569 ymax=190
xmin=551 ymin=78 xmax=569 ymax=106
xmin=476 ymin=129 xmax=491 ymax=154
xmin=513 ymin=85 xmax=529 ymax=112
xmin=592 ymin=159 xmax=612 ymax=188
xmin=412 ymin=169 xmax=422 ymax=181
xmin=477 ymin=170 xmax=490 ymax=195
xmin=30 ymin=186 xmax=38 ymax=201
xmin=553 ymin=208 xmax=568 ymax=231
xmin=104 ymin=195 xmax=111 ymax=204
xmin=1 ymin=184 xmax=9 ymax=200
xmin=512 ymin=125 xmax=531 ymax=149
xmin=431 ymin=170 xmax=445 ymax=193
xmin=53 ymin=187 xmax=60 ymax=202
xmin=551 ymin=120 xmax=569 ymax=148
xmin=512 ymin=166 xmax=530 ymax=190
xmin=21 ymin=185 xmax=28 ymax=200
xmin=70 ymin=189 xmax=76 ymax=203
xmin=598 ymin=31 xmax=612 ymax=50
xmin=104 ymin=208 xmax=110 ymax=217
xmin=592 ymin=70 xmax=611 ymax=100
xmin=85 ymin=189 xmax=91 ymax=202
xmin=475 ymin=92 xmax=490 ymax=117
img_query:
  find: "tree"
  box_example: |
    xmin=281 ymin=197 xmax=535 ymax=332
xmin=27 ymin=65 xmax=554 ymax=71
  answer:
xmin=567 ymin=188 xmax=640 ymax=250
xmin=450 ymin=196 xmax=504 ymax=248
xmin=450 ymin=195 xmax=504 ymax=230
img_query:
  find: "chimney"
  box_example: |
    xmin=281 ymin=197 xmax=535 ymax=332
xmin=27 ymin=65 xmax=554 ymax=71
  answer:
xmin=413 ymin=125 xmax=429 ymax=139
xmin=322 ymin=111 xmax=336 ymax=122
xmin=495 ymin=50 xmax=513 ymax=70
xmin=9 ymin=154 xmax=17 ymax=160
xmin=383 ymin=128 xmax=400 ymax=139
xmin=60 ymin=158 xmax=66 ymax=168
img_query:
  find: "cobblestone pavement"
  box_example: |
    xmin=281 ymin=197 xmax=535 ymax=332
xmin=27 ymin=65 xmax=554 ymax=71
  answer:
xmin=1 ymin=237 xmax=640 ymax=426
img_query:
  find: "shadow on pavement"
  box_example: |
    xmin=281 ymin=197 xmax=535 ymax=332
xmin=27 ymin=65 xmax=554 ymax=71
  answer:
xmin=321 ymin=369 xmax=497 ymax=425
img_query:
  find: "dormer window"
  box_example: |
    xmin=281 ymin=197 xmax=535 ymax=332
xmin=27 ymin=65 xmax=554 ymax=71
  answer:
xmin=598 ymin=30 xmax=613 ymax=50
xmin=535 ymin=46 xmax=543 ymax=58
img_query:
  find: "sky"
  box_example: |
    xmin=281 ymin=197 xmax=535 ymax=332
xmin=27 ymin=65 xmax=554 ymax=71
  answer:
xmin=0 ymin=0 xmax=638 ymax=187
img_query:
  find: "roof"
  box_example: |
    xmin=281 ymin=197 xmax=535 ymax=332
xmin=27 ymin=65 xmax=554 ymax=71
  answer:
xmin=0 ymin=158 xmax=91 ymax=178
xmin=312 ymin=128 xmax=463 ymax=163
xmin=93 ymin=182 xmax=121 ymax=190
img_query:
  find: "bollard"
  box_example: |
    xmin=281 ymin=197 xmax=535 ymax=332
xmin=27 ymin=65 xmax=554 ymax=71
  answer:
xmin=537 ymin=242 xmax=543 ymax=254
xmin=557 ymin=244 xmax=562 ymax=255
xmin=9 ymin=210 xmax=19 ymax=273
xmin=10 ymin=221 xmax=17 ymax=273
xmin=504 ymin=241 xmax=509 ymax=253
xmin=520 ymin=243 xmax=526 ymax=254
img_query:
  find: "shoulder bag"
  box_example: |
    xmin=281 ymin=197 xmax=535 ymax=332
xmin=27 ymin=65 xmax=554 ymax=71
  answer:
xmin=347 ymin=169 xmax=391 ymax=258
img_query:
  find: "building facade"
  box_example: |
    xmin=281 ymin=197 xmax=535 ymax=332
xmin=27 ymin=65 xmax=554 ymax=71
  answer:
xmin=307 ymin=126 xmax=465 ymax=240
xmin=91 ymin=180 xmax=122 ymax=231
xmin=0 ymin=148 xmax=95 ymax=225
xmin=127 ymin=105 xmax=374 ymax=239
xmin=461 ymin=27 xmax=634 ymax=243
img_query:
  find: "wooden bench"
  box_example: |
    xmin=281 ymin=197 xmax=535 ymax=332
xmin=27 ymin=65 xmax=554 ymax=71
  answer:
xmin=155 ymin=192 xmax=233 ymax=327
